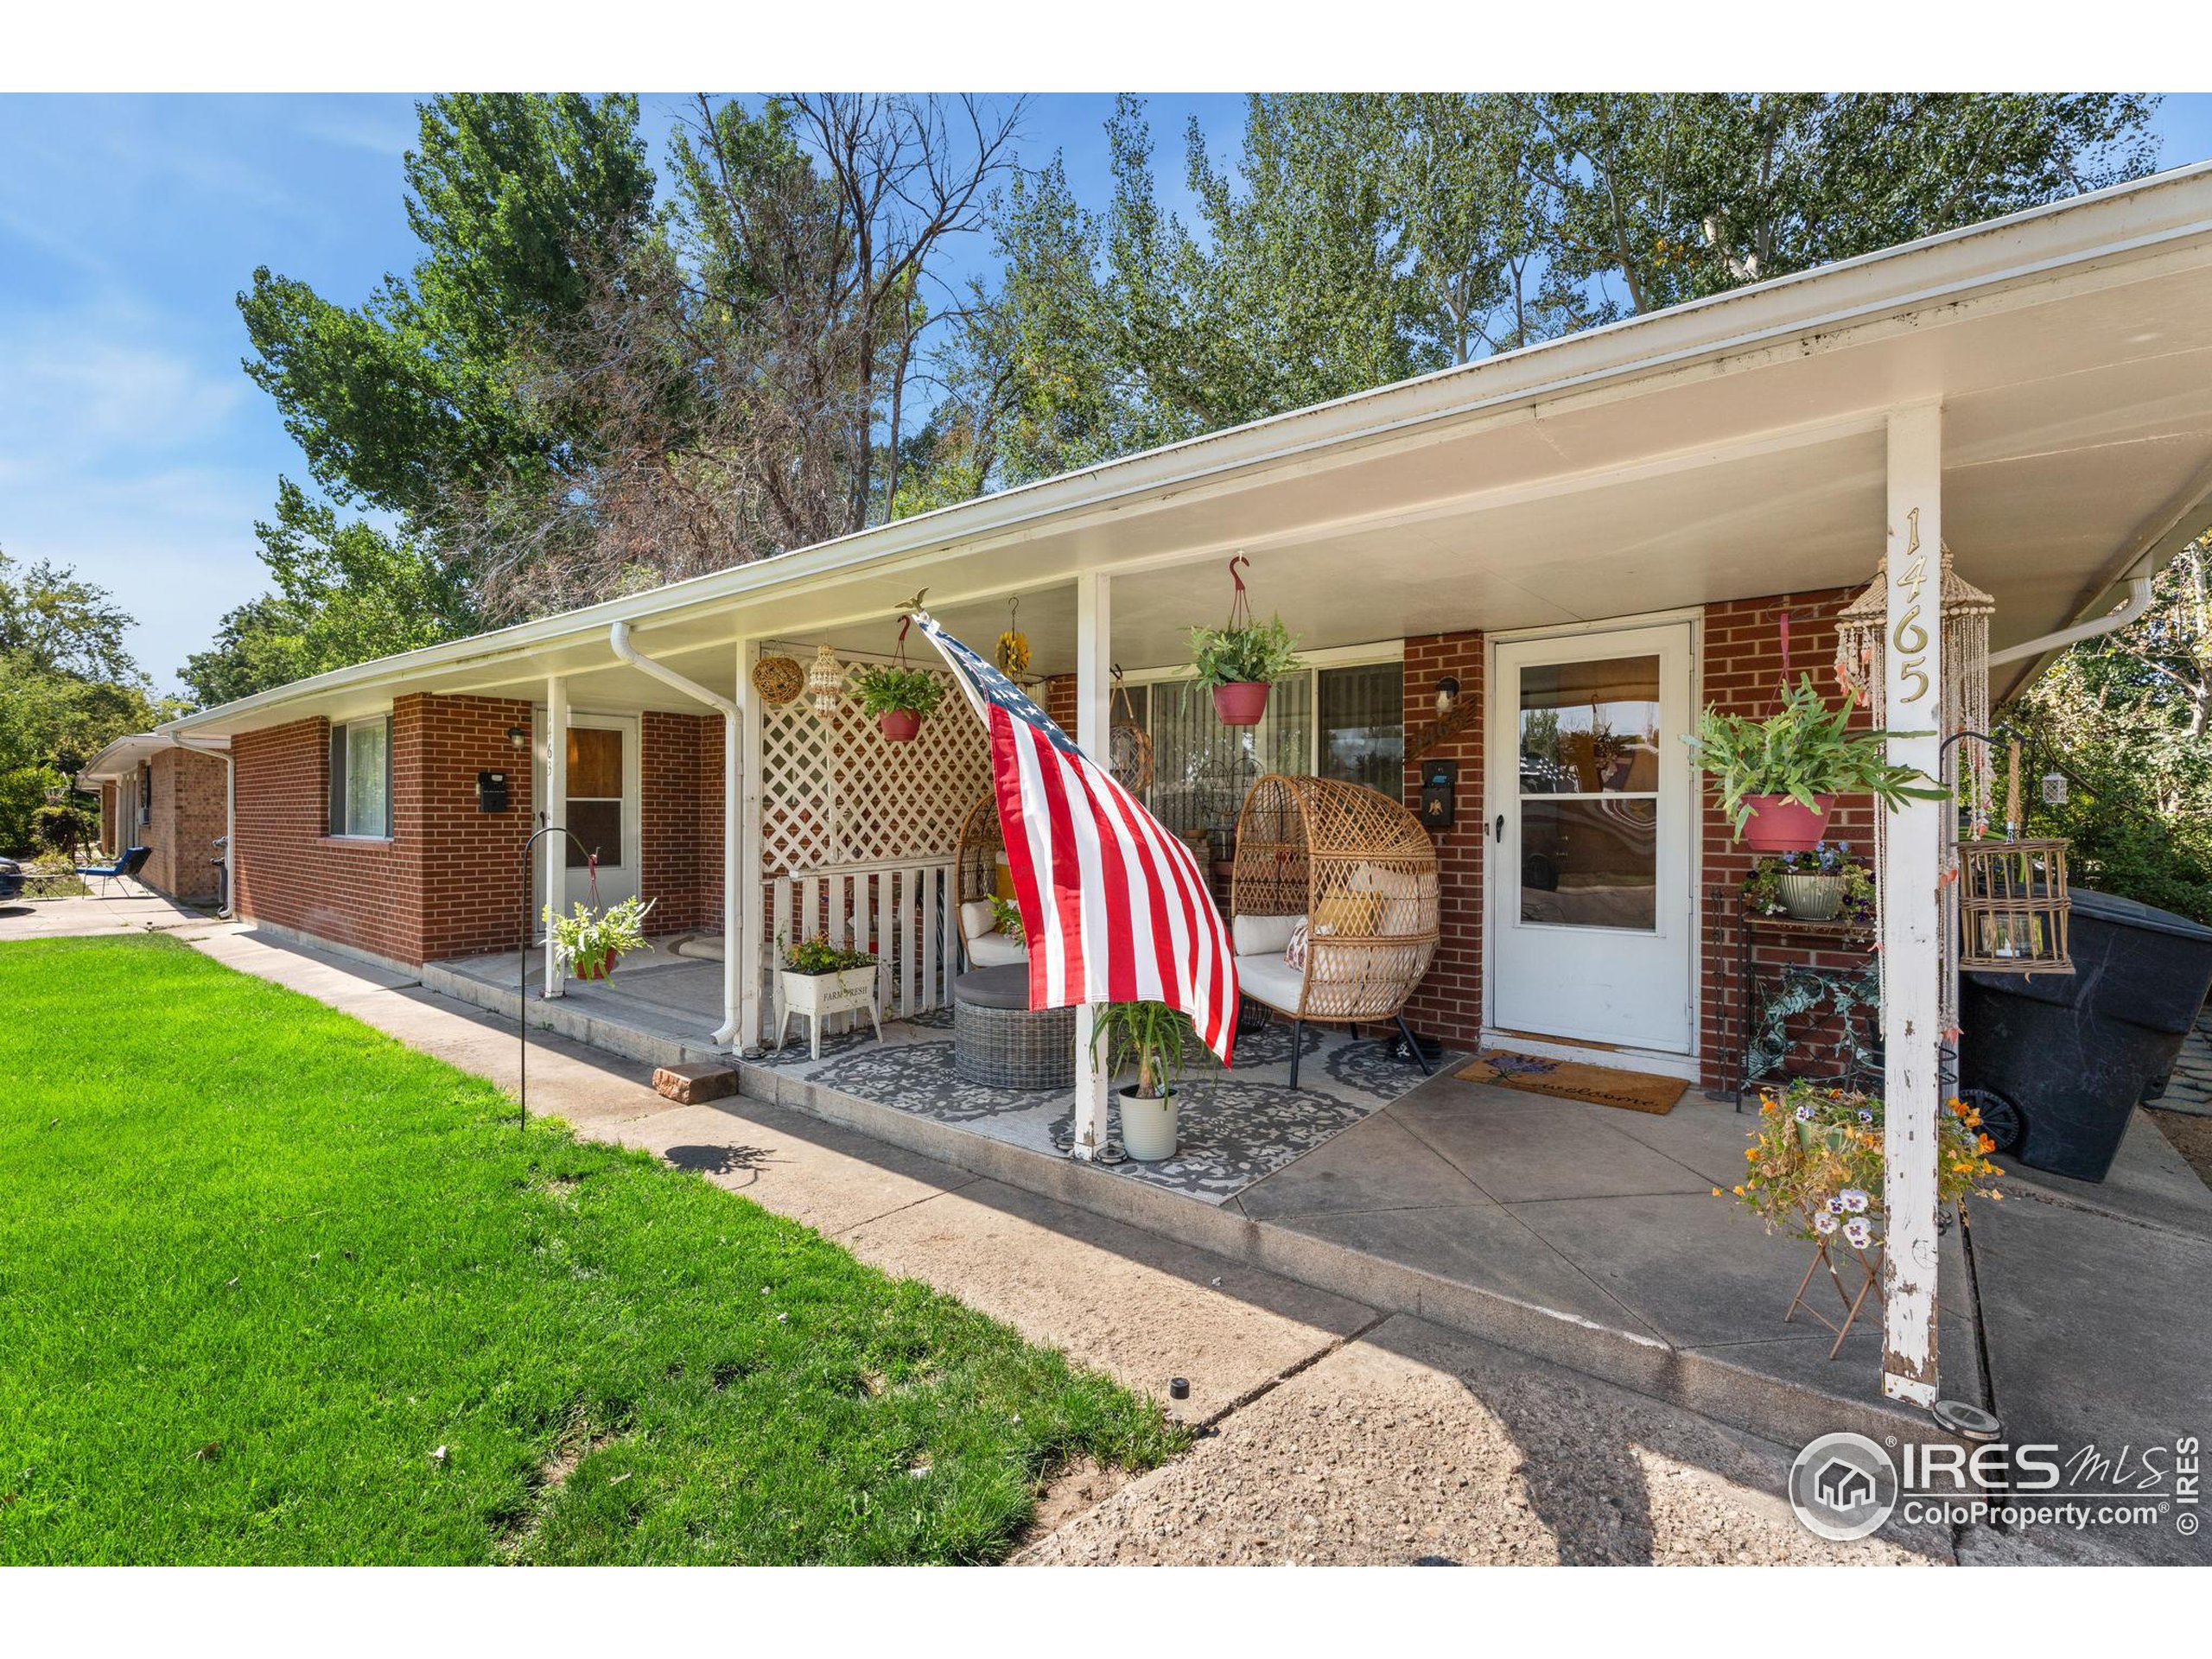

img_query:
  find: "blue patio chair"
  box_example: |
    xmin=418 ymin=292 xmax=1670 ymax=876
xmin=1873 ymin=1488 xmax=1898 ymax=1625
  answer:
xmin=74 ymin=845 xmax=152 ymax=897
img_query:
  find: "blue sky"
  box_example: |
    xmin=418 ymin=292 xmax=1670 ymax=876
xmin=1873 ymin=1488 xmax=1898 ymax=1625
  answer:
xmin=2 ymin=92 xmax=2208 ymax=695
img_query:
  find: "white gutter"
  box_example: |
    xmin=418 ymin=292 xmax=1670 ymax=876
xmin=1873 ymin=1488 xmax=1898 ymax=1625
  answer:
xmin=607 ymin=621 xmax=742 ymax=1048
xmin=1986 ymin=575 xmax=2156 ymax=667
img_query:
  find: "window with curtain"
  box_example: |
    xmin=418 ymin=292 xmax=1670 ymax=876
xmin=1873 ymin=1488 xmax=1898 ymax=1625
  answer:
xmin=328 ymin=716 xmax=392 ymax=838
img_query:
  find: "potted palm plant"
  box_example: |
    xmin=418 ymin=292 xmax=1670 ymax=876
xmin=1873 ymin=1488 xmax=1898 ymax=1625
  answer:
xmin=1090 ymin=999 xmax=1191 ymax=1161
xmin=543 ymin=893 xmax=656 ymax=981
xmin=849 ymin=664 xmax=948 ymax=742
xmin=1683 ymin=673 xmax=1948 ymax=853
xmin=1189 ymin=613 xmax=1302 ymax=726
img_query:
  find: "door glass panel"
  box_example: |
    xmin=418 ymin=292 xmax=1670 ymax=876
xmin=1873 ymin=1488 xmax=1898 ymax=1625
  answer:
xmin=566 ymin=799 xmax=624 ymax=868
xmin=1519 ymin=798 xmax=1656 ymax=930
xmin=567 ymin=728 xmax=623 ymax=798
xmin=1517 ymin=655 xmax=1661 ymax=794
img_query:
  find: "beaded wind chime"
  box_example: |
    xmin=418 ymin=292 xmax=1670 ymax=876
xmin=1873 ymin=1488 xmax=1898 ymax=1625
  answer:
xmin=1834 ymin=549 xmax=1997 ymax=1027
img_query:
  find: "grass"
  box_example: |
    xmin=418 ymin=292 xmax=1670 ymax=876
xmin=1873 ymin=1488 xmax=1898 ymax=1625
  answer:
xmin=0 ymin=936 xmax=1182 ymax=1564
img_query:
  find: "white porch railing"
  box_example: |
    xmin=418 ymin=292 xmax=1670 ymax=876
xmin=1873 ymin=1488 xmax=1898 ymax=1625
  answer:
xmin=760 ymin=858 xmax=963 ymax=1042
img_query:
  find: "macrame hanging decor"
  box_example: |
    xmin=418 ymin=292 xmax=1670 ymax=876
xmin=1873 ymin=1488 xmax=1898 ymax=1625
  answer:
xmin=806 ymin=644 xmax=846 ymax=720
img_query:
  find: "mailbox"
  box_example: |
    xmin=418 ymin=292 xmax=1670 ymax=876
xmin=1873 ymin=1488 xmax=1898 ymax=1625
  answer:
xmin=1419 ymin=759 xmax=1457 ymax=830
xmin=477 ymin=770 xmax=511 ymax=813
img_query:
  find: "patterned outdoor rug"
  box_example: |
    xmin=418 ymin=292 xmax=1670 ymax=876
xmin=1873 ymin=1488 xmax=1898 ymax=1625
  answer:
xmin=764 ymin=1009 xmax=1454 ymax=1204
xmin=1454 ymin=1048 xmax=1687 ymax=1116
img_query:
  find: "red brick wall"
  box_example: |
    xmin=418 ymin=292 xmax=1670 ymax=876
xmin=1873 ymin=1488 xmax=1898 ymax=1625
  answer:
xmin=98 ymin=782 xmax=118 ymax=856
xmin=1044 ymin=674 xmax=1077 ymax=732
xmin=232 ymin=693 xmax=534 ymax=964
xmin=1401 ymin=633 xmax=1485 ymax=1048
xmin=1696 ymin=590 xmax=1877 ymax=1092
xmin=642 ymin=709 xmax=720 ymax=934
xmin=140 ymin=747 xmax=228 ymax=903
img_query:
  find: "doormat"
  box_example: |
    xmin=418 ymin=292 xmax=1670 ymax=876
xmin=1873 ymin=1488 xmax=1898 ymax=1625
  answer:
xmin=1454 ymin=1048 xmax=1687 ymax=1116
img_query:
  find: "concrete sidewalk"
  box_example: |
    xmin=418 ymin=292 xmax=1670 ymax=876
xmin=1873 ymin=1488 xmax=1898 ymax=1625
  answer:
xmin=166 ymin=925 xmax=1945 ymax=1566
xmin=0 ymin=889 xmax=219 ymax=940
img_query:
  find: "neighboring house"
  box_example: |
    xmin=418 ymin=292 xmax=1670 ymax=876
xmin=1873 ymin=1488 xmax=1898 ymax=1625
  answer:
xmin=75 ymin=734 xmax=231 ymax=906
xmin=151 ymin=164 xmax=2212 ymax=1405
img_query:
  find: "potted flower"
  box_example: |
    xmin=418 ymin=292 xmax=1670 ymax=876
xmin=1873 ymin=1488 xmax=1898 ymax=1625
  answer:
xmin=543 ymin=893 xmax=656 ymax=981
xmin=1090 ymin=999 xmax=1191 ymax=1162
xmin=1188 ymin=613 xmax=1302 ymax=727
xmin=849 ymin=664 xmax=948 ymax=742
xmin=1683 ymin=672 xmax=1948 ymax=853
xmin=1745 ymin=841 xmax=1877 ymax=923
xmin=778 ymin=933 xmax=880 ymax=1031
xmin=1719 ymin=1079 xmax=2005 ymax=1245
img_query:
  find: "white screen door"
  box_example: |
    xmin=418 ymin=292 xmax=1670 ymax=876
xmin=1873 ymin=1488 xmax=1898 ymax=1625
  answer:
xmin=532 ymin=711 xmax=642 ymax=913
xmin=1489 ymin=623 xmax=1694 ymax=1052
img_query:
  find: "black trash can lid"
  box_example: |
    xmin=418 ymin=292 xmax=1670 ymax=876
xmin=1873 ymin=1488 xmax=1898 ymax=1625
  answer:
xmin=2069 ymin=887 xmax=2212 ymax=943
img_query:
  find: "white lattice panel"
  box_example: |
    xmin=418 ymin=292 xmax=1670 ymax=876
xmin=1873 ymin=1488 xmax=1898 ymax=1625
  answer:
xmin=756 ymin=651 xmax=990 ymax=877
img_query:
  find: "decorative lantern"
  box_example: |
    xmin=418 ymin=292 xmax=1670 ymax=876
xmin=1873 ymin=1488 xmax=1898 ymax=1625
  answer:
xmin=1959 ymin=741 xmax=2073 ymax=976
xmin=751 ymin=654 xmax=804 ymax=706
xmin=806 ymin=645 xmax=845 ymax=719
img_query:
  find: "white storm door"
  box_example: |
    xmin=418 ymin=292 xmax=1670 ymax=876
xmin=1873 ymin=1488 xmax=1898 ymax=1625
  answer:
xmin=1488 ymin=624 xmax=1694 ymax=1052
xmin=532 ymin=711 xmax=642 ymax=912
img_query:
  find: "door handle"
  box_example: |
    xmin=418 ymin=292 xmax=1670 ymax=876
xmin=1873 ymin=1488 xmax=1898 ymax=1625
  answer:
xmin=1493 ymin=814 xmax=1505 ymax=844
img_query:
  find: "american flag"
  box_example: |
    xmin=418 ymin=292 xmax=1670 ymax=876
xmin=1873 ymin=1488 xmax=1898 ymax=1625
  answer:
xmin=916 ymin=612 xmax=1239 ymax=1066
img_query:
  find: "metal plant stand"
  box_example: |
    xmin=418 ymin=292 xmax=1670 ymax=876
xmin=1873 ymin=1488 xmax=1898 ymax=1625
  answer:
xmin=1783 ymin=1223 xmax=1884 ymax=1359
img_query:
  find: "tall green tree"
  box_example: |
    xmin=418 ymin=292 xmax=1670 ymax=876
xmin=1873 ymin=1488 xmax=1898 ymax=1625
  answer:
xmin=238 ymin=93 xmax=657 ymax=525
xmin=180 ymin=481 xmax=478 ymax=707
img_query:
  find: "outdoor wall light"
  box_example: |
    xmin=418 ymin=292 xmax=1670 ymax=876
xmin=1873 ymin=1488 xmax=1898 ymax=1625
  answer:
xmin=506 ymin=725 xmax=529 ymax=750
xmin=1434 ymin=675 xmax=1461 ymax=718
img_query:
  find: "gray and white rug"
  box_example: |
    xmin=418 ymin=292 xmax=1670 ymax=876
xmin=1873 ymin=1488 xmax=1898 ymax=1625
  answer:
xmin=760 ymin=1001 xmax=1453 ymax=1205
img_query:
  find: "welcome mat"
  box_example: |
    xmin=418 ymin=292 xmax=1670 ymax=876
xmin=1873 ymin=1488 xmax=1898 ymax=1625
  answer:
xmin=1454 ymin=1048 xmax=1688 ymax=1116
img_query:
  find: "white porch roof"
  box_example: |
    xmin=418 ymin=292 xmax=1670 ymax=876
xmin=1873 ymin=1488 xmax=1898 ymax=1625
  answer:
xmin=167 ymin=160 xmax=2212 ymax=736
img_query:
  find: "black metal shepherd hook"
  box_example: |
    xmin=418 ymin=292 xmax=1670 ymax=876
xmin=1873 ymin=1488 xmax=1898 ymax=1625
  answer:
xmin=518 ymin=824 xmax=592 ymax=1132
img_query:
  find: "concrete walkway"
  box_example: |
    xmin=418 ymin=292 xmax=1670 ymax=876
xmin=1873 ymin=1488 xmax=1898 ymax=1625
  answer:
xmin=166 ymin=925 xmax=1944 ymax=1565
xmin=0 ymin=888 xmax=216 ymax=940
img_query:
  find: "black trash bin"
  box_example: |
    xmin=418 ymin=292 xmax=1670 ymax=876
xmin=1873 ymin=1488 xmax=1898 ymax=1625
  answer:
xmin=1960 ymin=887 xmax=2212 ymax=1182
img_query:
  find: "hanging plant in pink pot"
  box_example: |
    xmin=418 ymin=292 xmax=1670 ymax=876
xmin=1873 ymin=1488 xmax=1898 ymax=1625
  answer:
xmin=849 ymin=664 xmax=946 ymax=742
xmin=1683 ymin=673 xmax=1948 ymax=853
xmin=1189 ymin=555 xmax=1302 ymax=727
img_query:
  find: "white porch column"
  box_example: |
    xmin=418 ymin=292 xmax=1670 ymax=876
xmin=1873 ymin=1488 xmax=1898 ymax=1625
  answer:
xmin=1881 ymin=404 xmax=1945 ymax=1407
xmin=543 ymin=674 xmax=569 ymax=999
xmin=1070 ymin=571 xmax=1113 ymax=1159
xmin=728 ymin=639 xmax=758 ymax=1052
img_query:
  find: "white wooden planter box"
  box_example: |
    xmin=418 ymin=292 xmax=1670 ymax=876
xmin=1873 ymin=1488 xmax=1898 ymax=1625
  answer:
xmin=774 ymin=965 xmax=883 ymax=1060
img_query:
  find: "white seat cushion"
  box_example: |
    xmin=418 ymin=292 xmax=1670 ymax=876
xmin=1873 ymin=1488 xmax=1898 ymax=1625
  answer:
xmin=1232 ymin=912 xmax=1304 ymax=958
xmin=966 ymin=931 xmax=1027 ymax=968
xmin=960 ymin=899 xmax=1000 ymax=942
xmin=1235 ymin=952 xmax=1306 ymax=1014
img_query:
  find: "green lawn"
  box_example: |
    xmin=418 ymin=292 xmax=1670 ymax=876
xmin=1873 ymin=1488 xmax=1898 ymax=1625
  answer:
xmin=0 ymin=936 xmax=1180 ymax=1564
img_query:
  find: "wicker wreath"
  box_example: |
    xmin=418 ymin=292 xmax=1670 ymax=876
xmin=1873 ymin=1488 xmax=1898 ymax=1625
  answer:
xmin=750 ymin=654 xmax=804 ymax=705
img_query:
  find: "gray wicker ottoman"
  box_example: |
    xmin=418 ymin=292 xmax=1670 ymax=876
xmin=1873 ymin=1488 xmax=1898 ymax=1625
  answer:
xmin=953 ymin=965 xmax=1073 ymax=1090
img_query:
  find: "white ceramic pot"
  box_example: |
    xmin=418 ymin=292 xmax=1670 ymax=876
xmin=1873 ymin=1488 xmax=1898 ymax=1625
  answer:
xmin=1118 ymin=1084 xmax=1180 ymax=1162
xmin=1777 ymin=870 xmax=1847 ymax=922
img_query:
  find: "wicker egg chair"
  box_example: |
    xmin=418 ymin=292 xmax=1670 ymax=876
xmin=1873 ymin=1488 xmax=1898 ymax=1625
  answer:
xmin=954 ymin=794 xmax=1028 ymax=969
xmin=1229 ymin=774 xmax=1440 ymax=1087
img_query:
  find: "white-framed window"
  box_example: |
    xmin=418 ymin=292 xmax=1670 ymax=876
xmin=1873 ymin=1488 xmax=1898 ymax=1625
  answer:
xmin=328 ymin=715 xmax=392 ymax=839
xmin=1127 ymin=649 xmax=1405 ymax=842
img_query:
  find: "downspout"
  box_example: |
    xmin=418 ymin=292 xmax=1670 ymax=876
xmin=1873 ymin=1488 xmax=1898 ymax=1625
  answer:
xmin=608 ymin=621 xmax=743 ymax=1047
xmin=169 ymin=734 xmax=235 ymax=918
xmin=1986 ymin=575 xmax=2154 ymax=668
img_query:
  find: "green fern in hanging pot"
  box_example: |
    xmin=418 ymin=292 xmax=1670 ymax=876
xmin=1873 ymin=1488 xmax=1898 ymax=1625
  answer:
xmin=849 ymin=664 xmax=948 ymax=742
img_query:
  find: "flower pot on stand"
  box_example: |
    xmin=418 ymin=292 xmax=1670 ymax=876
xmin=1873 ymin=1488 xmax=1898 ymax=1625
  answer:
xmin=1740 ymin=793 xmax=1834 ymax=854
xmin=1118 ymin=1084 xmax=1180 ymax=1161
xmin=1777 ymin=870 xmax=1847 ymax=921
xmin=878 ymin=709 xmax=921 ymax=742
xmin=1211 ymin=682 xmax=1269 ymax=726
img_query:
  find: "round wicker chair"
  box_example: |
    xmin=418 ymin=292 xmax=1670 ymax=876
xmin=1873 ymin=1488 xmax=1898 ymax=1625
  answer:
xmin=954 ymin=794 xmax=1027 ymax=969
xmin=1229 ymin=774 xmax=1440 ymax=1086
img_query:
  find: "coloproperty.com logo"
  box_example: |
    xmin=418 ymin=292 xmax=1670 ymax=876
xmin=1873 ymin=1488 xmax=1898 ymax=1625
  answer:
xmin=1789 ymin=1430 xmax=2202 ymax=1543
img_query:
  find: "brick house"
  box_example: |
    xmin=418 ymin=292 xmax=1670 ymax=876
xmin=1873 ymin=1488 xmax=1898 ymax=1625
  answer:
xmin=147 ymin=170 xmax=2212 ymax=1402
xmin=74 ymin=735 xmax=231 ymax=906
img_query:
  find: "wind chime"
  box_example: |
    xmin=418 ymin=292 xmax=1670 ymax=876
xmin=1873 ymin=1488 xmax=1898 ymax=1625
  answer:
xmin=995 ymin=596 xmax=1033 ymax=679
xmin=1834 ymin=549 xmax=2010 ymax=1022
xmin=1109 ymin=664 xmax=1154 ymax=793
